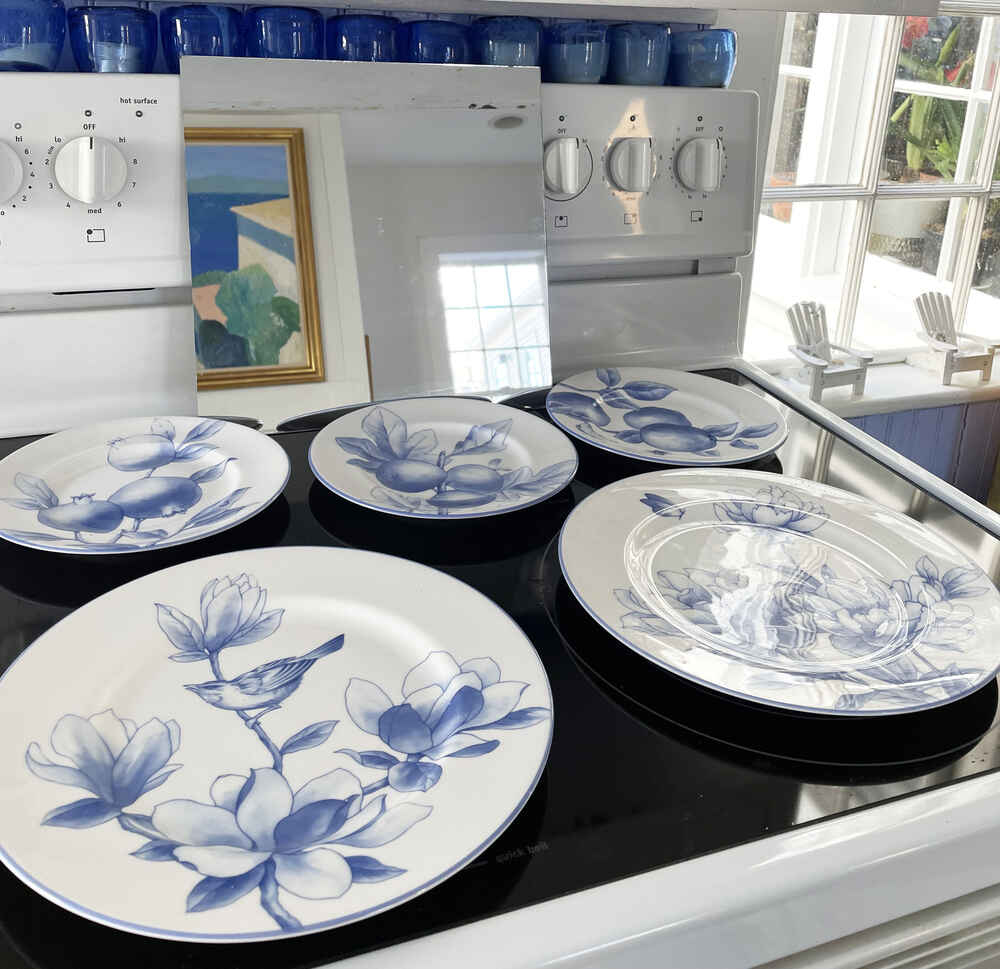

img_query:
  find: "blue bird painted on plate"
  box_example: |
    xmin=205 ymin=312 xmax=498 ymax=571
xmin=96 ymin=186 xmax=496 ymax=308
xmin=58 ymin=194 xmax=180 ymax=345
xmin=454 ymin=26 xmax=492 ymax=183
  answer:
xmin=186 ymin=635 xmax=345 ymax=723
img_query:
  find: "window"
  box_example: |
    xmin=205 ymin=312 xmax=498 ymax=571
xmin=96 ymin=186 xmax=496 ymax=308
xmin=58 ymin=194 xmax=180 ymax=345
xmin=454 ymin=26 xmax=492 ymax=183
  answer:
xmin=438 ymin=256 xmax=550 ymax=393
xmin=747 ymin=9 xmax=1000 ymax=365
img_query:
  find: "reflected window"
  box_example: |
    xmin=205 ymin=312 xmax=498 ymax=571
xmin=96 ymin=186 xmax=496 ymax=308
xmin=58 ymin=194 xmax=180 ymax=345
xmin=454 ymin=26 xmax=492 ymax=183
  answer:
xmin=438 ymin=256 xmax=551 ymax=393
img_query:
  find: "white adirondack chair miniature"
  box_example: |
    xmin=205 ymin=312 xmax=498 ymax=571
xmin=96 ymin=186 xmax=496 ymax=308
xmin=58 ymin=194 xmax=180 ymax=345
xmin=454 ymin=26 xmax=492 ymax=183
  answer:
xmin=914 ymin=291 xmax=1000 ymax=385
xmin=786 ymin=301 xmax=873 ymax=402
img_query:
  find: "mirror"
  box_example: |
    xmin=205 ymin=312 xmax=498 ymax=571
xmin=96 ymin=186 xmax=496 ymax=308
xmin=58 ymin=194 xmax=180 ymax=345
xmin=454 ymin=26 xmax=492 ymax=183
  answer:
xmin=181 ymin=58 xmax=550 ymax=429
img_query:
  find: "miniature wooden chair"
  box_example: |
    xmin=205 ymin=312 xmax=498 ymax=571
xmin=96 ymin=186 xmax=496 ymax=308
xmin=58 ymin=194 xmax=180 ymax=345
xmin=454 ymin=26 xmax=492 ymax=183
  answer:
xmin=786 ymin=301 xmax=873 ymax=402
xmin=914 ymin=291 xmax=1000 ymax=385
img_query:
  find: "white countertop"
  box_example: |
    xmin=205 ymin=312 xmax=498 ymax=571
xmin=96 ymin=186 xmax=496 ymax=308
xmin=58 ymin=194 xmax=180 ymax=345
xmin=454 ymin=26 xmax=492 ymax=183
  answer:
xmin=771 ymin=358 xmax=1000 ymax=419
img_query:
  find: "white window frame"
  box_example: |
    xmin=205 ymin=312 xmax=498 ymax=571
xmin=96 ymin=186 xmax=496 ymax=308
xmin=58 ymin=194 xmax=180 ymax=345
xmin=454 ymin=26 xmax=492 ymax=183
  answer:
xmin=752 ymin=5 xmax=1000 ymax=370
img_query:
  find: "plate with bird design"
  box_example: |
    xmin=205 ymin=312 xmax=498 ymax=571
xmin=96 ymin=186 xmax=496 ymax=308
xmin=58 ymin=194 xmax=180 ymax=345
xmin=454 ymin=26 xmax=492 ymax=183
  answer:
xmin=309 ymin=397 xmax=578 ymax=518
xmin=546 ymin=368 xmax=788 ymax=465
xmin=0 ymin=547 xmax=552 ymax=941
xmin=559 ymin=469 xmax=1000 ymax=716
xmin=0 ymin=416 xmax=290 ymax=554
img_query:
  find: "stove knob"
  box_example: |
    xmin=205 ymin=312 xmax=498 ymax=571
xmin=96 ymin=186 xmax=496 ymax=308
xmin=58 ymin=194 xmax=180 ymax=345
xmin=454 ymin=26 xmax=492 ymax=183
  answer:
xmin=607 ymin=137 xmax=653 ymax=193
xmin=0 ymin=141 xmax=24 ymax=205
xmin=543 ymin=137 xmax=585 ymax=196
xmin=676 ymin=136 xmax=725 ymax=194
xmin=54 ymin=135 xmax=128 ymax=204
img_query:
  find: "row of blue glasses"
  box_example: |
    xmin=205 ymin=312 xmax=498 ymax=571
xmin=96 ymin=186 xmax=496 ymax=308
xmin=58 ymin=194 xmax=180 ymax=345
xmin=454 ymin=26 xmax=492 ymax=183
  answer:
xmin=0 ymin=0 xmax=735 ymax=86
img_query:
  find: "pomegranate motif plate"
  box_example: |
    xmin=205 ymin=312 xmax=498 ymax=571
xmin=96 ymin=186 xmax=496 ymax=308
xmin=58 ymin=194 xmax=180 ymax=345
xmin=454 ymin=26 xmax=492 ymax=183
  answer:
xmin=0 ymin=417 xmax=289 ymax=554
xmin=309 ymin=398 xmax=577 ymax=519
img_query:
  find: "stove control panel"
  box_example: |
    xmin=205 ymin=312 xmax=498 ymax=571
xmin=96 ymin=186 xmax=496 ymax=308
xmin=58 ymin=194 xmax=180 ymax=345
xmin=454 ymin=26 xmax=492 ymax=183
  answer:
xmin=541 ymin=84 xmax=758 ymax=268
xmin=0 ymin=74 xmax=190 ymax=294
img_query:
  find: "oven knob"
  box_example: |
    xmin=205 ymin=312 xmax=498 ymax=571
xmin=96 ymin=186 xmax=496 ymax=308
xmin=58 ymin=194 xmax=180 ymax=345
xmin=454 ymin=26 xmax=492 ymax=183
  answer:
xmin=607 ymin=138 xmax=653 ymax=193
xmin=675 ymin=137 xmax=725 ymax=193
xmin=0 ymin=141 xmax=24 ymax=205
xmin=53 ymin=135 xmax=128 ymax=204
xmin=543 ymin=137 xmax=587 ymax=196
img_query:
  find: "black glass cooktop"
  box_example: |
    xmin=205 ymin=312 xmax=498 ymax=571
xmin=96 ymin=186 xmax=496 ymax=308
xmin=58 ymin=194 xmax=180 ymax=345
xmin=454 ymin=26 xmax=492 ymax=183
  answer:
xmin=1 ymin=369 xmax=1000 ymax=967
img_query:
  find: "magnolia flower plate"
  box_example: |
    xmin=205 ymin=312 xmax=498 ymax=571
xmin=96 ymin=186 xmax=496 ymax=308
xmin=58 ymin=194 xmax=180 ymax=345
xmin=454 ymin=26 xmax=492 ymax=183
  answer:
xmin=546 ymin=368 xmax=787 ymax=465
xmin=309 ymin=397 xmax=577 ymax=518
xmin=0 ymin=417 xmax=290 ymax=554
xmin=559 ymin=469 xmax=1000 ymax=715
xmin=0 ymin=547 xmax=552 ymax=941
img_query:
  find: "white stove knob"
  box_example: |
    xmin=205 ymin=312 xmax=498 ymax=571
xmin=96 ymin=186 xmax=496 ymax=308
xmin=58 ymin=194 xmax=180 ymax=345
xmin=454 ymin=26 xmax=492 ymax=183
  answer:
xmin=607 ymin=138 xmax=653 ymax=193
xmin=0 ymin=141 xmax=24 ymax=205
xmin=676 ymin=137 xmax=725 ymax=194
xmin=54 ymin=136 xmax=128 ymax=204
xmin=543 ymin=137 xmax=584 ymax=196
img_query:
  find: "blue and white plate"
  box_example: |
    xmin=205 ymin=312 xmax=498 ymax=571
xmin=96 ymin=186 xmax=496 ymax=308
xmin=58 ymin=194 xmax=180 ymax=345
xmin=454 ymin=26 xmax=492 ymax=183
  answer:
xmin=309 ymin=397 xmax=578 ymax=518
xmin=0 ymin=547 xmax=552 ymax=941
xmin=0 ymin=417 xmax=290 ymax=554
xmin=560 ymin=469 xmax=1000 ymax=716
xmin=546 ymin=367 xmax=787 ymax=465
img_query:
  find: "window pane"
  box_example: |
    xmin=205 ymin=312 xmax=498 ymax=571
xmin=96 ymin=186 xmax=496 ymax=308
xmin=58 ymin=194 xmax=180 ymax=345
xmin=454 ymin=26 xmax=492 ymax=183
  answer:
xmin=514 ymin=305 xmax=547 ymax=346
xmin=764 ymin=15 xmax=889 ymax=186
xmin=897 ymin=17 xmax=981 ymax=90
xmin=963 ymin=197 xmax=1000 ymax=339
xmin=445 ymin=308 xmax=481 ymax=351
xmin=518 ymin=347 xmax=552 ymax=388
xmin=745 ymin=199 xmax=857 ymax=361
xmin=485 ymin=349 xmax=521 ymax=390
xmin=474 ymin=265 xmax=509 ymax=306
xmin=449 ymin=351 xmax=488 ymax=393
xmin=882 ymin=93 xmax=969 ymax=184
xmin=783 ymin=13 xmax=819 ymax=68
xmin=507 ymin=262 xmax=544 ymax=304
xmin=438 ymin=265 xmax=477 ymax=308
xmin=854 ymin=197 xmax=967 ymax=351
xmin=480 ymin=306 xmax=515 ymax=349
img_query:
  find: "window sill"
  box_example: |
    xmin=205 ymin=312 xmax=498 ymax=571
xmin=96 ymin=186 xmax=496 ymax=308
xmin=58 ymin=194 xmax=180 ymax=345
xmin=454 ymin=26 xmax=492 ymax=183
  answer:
xmin=769 ymin=358 xmax=1000 ymax=418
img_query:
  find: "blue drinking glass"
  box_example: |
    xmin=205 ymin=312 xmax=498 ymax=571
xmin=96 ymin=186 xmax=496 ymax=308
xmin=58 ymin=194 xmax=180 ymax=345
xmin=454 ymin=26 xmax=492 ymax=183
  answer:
xmin=668 ymin=27 xmax=736 ymax=88
xmin=327 ymin=13 xmax=397 ymax=62
xmin=0 ymin=0 xmax=65 ymax=71
xmin=607 ymin=22 xmax=669 ymax=85
xmin=68 ymin=4 xmax=157 ymax=73
xmin=160 ymin=5 xmax=243 ymax=74
xmin=407 ymin=19 xmax=471 ymax=64
xmin=472 ymin=16 xmax=540 ymax=67
xmin=245 ymin=6 xmax=322 ymax=59
xmin=542 ymin=21 xmax=609 ymax=84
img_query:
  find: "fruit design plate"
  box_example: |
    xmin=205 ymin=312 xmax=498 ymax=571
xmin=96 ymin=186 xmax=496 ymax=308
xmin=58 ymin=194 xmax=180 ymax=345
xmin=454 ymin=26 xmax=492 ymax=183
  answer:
xmin=546 ymin=367 xmax=787 ymax=465
xmin=309 ymin=398 xmax=578 ymax=519
xmin=0 ymin=417 xmax=289 ymax=554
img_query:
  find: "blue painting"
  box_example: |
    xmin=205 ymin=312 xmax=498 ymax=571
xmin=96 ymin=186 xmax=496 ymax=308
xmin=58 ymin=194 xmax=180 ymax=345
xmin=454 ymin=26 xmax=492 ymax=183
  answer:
xmin=25 ymin=573 xmax=550 ymax=931
xmin=186 ymin=132 xmax=319 ymax=382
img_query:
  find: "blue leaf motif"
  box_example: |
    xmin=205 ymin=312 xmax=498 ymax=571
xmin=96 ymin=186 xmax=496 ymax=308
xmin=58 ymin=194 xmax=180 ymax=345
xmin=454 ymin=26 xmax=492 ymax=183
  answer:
xmin=454 ymin=419 xmax=513 ymax=456
xmin=13 ymin=473 xmax=58 ymax=509
xmin=131 ymin=839 xmax=181 ymax=861
xmin=599 ymin=389 xmax=635 ymax=410
xmin=730 ymin=440 xmax=760 ymax=450
xmin=42 ymin=797 xmax=120 ymax=828
xmin=345 ymin=855 xmax=406 ymax=883
xmin=445 ymin=739 xmax=499 ymax=758
xmin=155 ymin=603 xmax=204 ymax=654
xmin=596 ymin=367 xmax=621 ymax=387
xmin=336 ymin=436 xmax=384 ymax=462
xmin=704 ymin=422 xmax=739 ymax=437
xmin=616 ymin=430 xmax=643 ymax=443
xmin=622 ymin=380 xmax=675 ymax=401
xmin=169 ymin=652 xmax=209 ymax=663
xmin=400 ymin=428 xmax=438 ymax=459
xmin=174 ymin=443 xmax=217 ymax=461
xmin=739 ymin=422 xmax=779 ymax=439
xmin=150 ymin=418 xmax=175 ymax=441
xmin=186 ymin=865 xmax=267 ymax=913
xmin=387 ymin=761 xmax=442 ymax=792
xmin=361 ymin=408 xmax=407 ymax=458
xmin=190 ymin=457 xmax=237 ymax=484
xmin=916 ymin=555 xmax=939 ymax=582
xmin=181 ymin=419 xmax=225 ymax=446
xmin=336 ymin=748 xmax=399 ymax=769
xmin=481 ymin=707 xmax=551 ymax=729
xmin=280 ymin=721 xmax=338 ymax=755
xmin=184 ymin=488 xmax=251 ymax=529
xmin=4 ymin=497 xmax=47 ymax=510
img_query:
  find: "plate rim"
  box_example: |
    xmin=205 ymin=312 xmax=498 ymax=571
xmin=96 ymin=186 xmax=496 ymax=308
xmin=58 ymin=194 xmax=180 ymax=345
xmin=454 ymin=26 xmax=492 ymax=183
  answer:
xmin=558 ymin=468 xmax=1000 ymax=717
xmin=0 ymin=545 xmax=554 ymax=942
xmin=545 ymin=368 xmax=789 ymax=466
xmin=309 ymin=397 xmax=578 ymax=520
xmin=0 ymin=417 xmax=291 ymax=556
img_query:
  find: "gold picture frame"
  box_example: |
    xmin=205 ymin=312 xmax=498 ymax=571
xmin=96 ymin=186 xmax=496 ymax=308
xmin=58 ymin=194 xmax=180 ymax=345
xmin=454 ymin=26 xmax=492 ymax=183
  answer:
xmin=185 ymin=127 xmax=324 ymax=389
